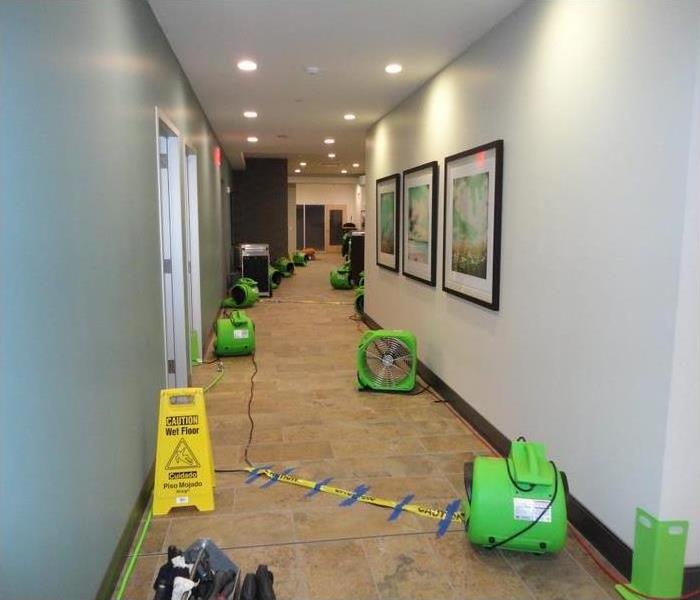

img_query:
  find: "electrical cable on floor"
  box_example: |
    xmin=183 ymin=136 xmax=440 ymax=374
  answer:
xmin=114 ymin=506 xmax=153 ymax=599
xmin=192 ymin=358 xmax=220 ymax=366
xmin=202 ymin=362 xmax=224 ymax=392
xmin=214 ymin=353 xmax=258 ymax=474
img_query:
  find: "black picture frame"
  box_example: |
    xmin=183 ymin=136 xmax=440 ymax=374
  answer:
xmin=442 ymin=140 xmax=503 ymax=310
xmin=375 ymin=173 xmax=401 ymax=272
xmin=401 ymin=161 xmax=439 ymax=286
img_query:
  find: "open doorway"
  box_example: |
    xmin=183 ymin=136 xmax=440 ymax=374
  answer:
xmin=155 ymin=108 xmax=188 ymax=388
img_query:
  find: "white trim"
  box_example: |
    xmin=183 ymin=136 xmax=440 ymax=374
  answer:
xmin=154 ymin=107 xmax=188 ymax=388
xmin=184 ymin=147 xmax=203 ymax=361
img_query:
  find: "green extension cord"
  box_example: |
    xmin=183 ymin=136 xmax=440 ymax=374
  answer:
xmin=114 ymin=508 xmax=153 ymax=599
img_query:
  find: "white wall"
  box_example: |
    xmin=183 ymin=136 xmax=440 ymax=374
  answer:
xmin=365 ymin=0 xmax=700 ymax=561
xmin=296 ymin=181 xmax=362 ymax=225
xmin=659 ymin=37 xmax=700 ymax=561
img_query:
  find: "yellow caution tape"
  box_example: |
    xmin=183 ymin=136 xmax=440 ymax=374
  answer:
xmin=246 ymin=467 xmax=467 ymax=523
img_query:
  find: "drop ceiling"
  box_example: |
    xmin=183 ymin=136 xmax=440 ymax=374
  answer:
xmin=148 ymin=0 xmax=523 ymax=176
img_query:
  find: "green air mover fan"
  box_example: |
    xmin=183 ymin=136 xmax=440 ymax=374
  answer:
xmin=357 ymin=329 xmax=417 ymax=392
xmin=215 ymin=310 xmax=255 ymax=356
xmin=274 ymin=257 xmax=295 ymax=277
xmin=292 ymin=250 xmax=309 ymax=266
xmin=354 ymin=286 xmax=364 ymax=314
xmin=463 ymin=439 xmax=569 ymax=554
xmin=222 ymin=277 xmax=259 ymax=308
xmin=269 ymin=266 xmax=282 ymax=289
xmin=330 ymin=264 xmax=353 ymax=290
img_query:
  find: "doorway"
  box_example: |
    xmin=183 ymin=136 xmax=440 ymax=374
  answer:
xmin=296 ymin=204 xmax=325 ymax=250
xmin=326 ymin=205 xmax=346 ymax=252
xmin=156 ymin=108 xmax=188 ymax=388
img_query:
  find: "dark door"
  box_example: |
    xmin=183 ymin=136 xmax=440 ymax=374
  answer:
xmin=296 ymin=205 xmax=304 ymax=248
xmin=305 ymin=204 xmax=325 ymax=250
xmin=329 ymin=209 xmax=344 ymax=246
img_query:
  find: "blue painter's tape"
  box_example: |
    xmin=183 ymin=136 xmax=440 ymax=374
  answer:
xmin=339 ymin=484 xmax=369 ymax=507
xmin=388 ymin=494 xmax=415 ymax=521
xmin=437 ymin=499 xmax=461 ymax=538
xmin=306 ymin=477 xmax=333 ymax=498
xmin=261 ymin=467 xmax=295 ymax=489
xmin=245 ymin=465 xmax=273 ymax=484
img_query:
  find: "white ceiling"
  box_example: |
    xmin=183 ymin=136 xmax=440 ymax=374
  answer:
xmin=149 ymin=0 xmax=522 ymax=175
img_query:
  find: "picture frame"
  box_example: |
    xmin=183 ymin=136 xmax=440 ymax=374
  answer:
xmin=442 ymin=140 xmax=503 ymax=310
xmin=375 ymin=173 xmax=401 ymax=272
xmin=401 ymin=161 xmax=438 ymax=286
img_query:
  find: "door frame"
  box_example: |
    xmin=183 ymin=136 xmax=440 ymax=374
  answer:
xmin=183 ymin=146 xmax=202 ymax=364
xmin=325 ymin=204 xmax=346 ymax=252
xmin=155 ymin=107 xmax=188 ymax=388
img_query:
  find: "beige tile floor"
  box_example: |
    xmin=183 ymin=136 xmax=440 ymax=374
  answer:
xmin=121 ymin=254 xmax=619 ymax=600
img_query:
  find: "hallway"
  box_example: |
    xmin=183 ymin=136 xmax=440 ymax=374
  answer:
xmin=123 ymin=255 xmax=616 ymax=600
xmin=4 ymin=2 xmax=700 ymax=598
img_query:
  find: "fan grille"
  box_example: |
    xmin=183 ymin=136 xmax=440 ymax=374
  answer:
xmin=361 ymin=336 xmax=414 ymax=388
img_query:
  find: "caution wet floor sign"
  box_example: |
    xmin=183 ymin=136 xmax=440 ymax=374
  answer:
xmin=153 ymin=387 xmax=215 ymax=516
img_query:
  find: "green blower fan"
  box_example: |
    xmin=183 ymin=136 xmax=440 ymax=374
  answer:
xmin=463 ymin=439 xmax=569 ymax=554
xmin=221 ymin=277 xmax=259 ymax=309
xmin=215 ymin=310 xmax=255 ymax=356
xmin=269 ymin=266 xmax=282 ymax=289
xmin=292 ymin=250 xmax=309 ymax=266
xmin=330 ymin=264 xmax=353 ymax=290
xmin=274 ymin=257 xmax=295 ymax=277
xmin=354 ymin=286 xmax=364 ymax=314
xmin=357 ymin=329 xmax=417 ymax=392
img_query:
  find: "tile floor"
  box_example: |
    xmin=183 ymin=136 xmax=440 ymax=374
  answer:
xmin=120 ymin=254 xmax=619 ymax=599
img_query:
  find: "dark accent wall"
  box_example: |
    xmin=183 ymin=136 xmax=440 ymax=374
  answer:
xmin=231 ymin=158 xmax=289 ymax=259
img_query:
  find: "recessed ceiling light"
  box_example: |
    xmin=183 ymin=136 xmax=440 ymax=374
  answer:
xmin=243 ymin=110 xmax=258 ymax=118
xmin=246 ymin=136 xmax=258 ymax=143
xmin=294 ymin=168 xmax=301 ymax=173
xmin=352 ymin=163 xmax=360 ymax=168
xmin=299 ymin=162 xmax=307 ymax=166
xmin=305 ymin=66 xmax=320 ymax=75
xmin=341 ymin=169 xmax=348 ymax=174
xmin=324 ymin=138 xmax=335 ymax=144
xmin=237 ymin=59 xmax=257 ymax=71
xmin=344 ymin=113 xmax=356 ymax=121
xmin=328 ymin=153 xmax=336 ymax=158
xmin=385 ymin=63 xmax=402 ymax=74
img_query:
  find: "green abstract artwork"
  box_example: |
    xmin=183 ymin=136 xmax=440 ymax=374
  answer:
xmin=380 ymin=191 xmax=395 ymax=254
xmin=407 ymin=184 xmax=429 ymax=264
xmin=452 ymin=172 xmax=489 ymax=278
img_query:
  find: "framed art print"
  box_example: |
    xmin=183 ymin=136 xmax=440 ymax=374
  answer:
xmin=402 ymin=161 xmax=438 ymax=286
xmin=443 ymin=140 xmax=503 ymax=310
xmin=376 ymin=173 xmax=400 ymax=271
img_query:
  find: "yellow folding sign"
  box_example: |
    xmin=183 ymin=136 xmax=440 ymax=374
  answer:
xmin=153 ymin=387 xmax=215 ymax=516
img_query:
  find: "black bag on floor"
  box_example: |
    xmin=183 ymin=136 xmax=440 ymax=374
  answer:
xmin=240 ymin=573 xmax=257 ymax=600
xmin=255 ymin=564 xmax=276 ymax=600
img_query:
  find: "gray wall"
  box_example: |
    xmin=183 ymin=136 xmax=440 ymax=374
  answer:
xmin=232 ymin=158 xmax=289 ymax=260
xmin=365 ymin=0 xmax=700 ymax=560
xmin=0 ymin=1 xmax=231 ymax=598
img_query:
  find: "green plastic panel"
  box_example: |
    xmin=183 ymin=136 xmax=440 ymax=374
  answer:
xmin=615 ymin=508 xmax=688 ymax=600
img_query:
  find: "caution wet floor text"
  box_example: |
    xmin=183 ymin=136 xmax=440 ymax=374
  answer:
xmin=153 ymin=387 xmax=215 ymax=516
